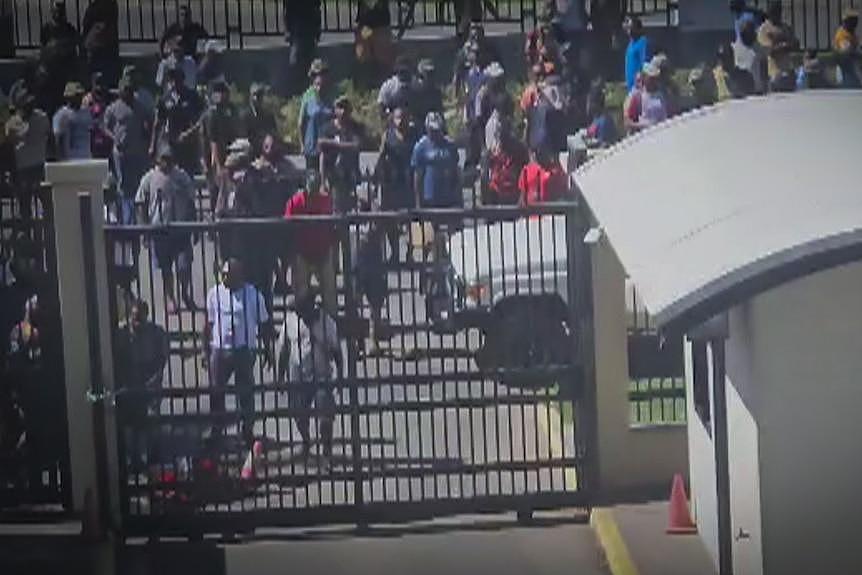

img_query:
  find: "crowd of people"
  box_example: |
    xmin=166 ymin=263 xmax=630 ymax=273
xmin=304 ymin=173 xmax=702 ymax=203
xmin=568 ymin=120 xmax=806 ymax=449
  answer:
xmin=2 ymin=0 xmax=861 ymax=482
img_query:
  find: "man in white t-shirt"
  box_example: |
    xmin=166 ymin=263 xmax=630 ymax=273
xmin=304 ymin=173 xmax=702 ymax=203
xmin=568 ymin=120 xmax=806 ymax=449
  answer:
xmin=204 ymin=258 xmax=274 ymax=445
xmin=276 ymin=294 xmax=342 ymax=464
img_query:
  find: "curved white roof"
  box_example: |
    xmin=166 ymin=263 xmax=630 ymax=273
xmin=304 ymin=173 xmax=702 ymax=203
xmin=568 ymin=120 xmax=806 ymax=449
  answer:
xmin=575 ymin=91 xmax=862 ymax=328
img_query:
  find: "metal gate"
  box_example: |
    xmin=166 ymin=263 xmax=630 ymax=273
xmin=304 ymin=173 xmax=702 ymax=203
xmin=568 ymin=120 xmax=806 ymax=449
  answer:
xmin=0 ymin=183 xmax=72 ymax=515
xmin=101 ymin=202 xmax=594 ymax=536
xmin=10 ymin=0 xmax=539 ymax=52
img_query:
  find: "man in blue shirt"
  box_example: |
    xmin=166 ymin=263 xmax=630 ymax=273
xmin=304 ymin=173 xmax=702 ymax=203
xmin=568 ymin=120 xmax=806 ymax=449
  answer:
xmin=624 ymin=16 xmax=650 ymax=92
xmin=411 ymin=112 xmax=461 ymax=209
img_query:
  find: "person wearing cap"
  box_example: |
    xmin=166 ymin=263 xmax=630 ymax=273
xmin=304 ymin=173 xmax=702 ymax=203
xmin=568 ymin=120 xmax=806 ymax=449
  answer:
xmin=733 ymin=18 xmax=768 ymax=94
xmin=624 ymin=16 xmax=651 ymax=92
xmin=284 ymin=170 xmax=338 ymax=317
xmin=834 ymin=8 xmax=861 ymax=88
xmin=52 ymin=82 xmax=93 ymax=161
xmin=623 ymin=61 xmax=667 ymax=134
xmin=151 ymin=66 xmax=204 ymax=175
xmin=160 ymin=5 xmax=209 ymax=60
xmin=475 ymin=61 xmax=509 ymax=128
xmin=104 ymin=76 xmax=152 ymax=224
xmin=204 ymin=257 xmax=274 ymax=447
xmin=377 ymin=106 xmax=418 ymax=260
xmin=197 ymin=40 xmax=228 ymax=89
xmin=410 ymin=59 xmax=444 ymax=129
xmin=216 ymin=138 xmax=269 ymax=290
xmin=39 ymin=1 xmax=80 ymax=113
xmin=377 ymin=55 xmax=414 ymax=118
xmin=135 ymin=144 xmax=197 ymax=313
xmin=241 ymin=83 xmax=277 ymax=157
xmin=156 ymin=39 xmax=198 ymax=92
xmin=757 ymin=1 xmax=799 ymax=86
xmin=81 ymin=0 xmax=119 ymax=84
xmin=299 ymin=59 xmax=333 ymax=168
xmin=355 ymin=0 xmax=394 ymax=82
xmin=411 ymin=111 xmax=461 ymax=210
xmin=318 ymin=96 xmax=365 ymax=213
xmin=4 ymin=90 xmax=50 ymax=218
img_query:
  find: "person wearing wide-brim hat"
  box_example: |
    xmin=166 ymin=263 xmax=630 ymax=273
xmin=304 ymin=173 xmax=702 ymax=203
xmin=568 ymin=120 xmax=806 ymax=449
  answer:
xmin=53 ymin=82 xmax=93 ymax=161
xmin=299 ymin=58 xmax=333 ymax=167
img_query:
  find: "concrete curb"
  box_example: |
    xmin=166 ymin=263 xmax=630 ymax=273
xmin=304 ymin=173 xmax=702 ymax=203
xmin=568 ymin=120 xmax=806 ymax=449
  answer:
xmin=590 ymin=508 xmax=640 ymax=575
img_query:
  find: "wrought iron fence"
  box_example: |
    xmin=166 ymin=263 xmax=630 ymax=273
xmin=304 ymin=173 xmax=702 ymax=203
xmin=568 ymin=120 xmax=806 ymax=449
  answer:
xmin=626 ymin=282 xmax=685 ymax=426
xmin=11 ymin=0 xmax=539 ymax=51
xmin=748 ymin=0 xmax=861 ymax=51
xmin=99 ymin=200 xmax=590 ymax=534
xmin=0 ymin=183 xmax=72 ymax=514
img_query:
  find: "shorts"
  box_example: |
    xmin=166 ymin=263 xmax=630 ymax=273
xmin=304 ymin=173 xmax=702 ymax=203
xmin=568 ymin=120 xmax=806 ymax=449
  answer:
xmin=151 ymin=233 xmax=192 ymax=272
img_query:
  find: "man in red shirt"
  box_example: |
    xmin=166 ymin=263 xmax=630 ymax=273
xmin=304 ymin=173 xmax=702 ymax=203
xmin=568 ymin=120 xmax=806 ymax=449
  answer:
xmin=518 ymin=148 xmax=567 ymax=206
xmin=284 ymin=170 xmax=337 ymax=316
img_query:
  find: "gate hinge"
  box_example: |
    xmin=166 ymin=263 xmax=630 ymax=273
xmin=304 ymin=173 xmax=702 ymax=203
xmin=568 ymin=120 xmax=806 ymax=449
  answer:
xmin=86 ymin=389 xmax=117 ymax=407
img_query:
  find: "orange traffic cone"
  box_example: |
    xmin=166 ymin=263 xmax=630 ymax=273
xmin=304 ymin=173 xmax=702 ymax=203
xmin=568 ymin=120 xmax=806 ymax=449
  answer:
xmin=666 ymin=473 xmax=697 ymax=535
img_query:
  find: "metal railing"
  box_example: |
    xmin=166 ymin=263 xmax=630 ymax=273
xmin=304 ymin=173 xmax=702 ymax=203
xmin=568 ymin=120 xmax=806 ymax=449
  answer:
xmin=626 ymin=283 xmax=686 ymax=426
xmin=12 ymin=0 xmax=539 ymax=51
xmin=748 ymin=0 xmax=861 ymax=52
xmin=100 ymin=200 xmax=589 ymax=534
xmin=0 ymin=184 xmax=72 ymax=514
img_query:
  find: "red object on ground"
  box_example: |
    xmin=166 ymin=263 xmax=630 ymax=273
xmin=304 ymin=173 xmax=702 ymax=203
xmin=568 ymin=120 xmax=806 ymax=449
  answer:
xmin=667 ymin=473 xmax=698 ymax=534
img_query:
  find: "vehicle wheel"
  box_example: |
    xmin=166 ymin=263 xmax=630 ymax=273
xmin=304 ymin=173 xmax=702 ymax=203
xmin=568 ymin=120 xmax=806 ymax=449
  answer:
xmin=475 ymin=297 xmax=572 ymax=389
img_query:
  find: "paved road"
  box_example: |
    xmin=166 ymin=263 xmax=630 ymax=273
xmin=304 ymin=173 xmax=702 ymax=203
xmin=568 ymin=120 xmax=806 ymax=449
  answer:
xmin=0 ymin=512 xmax=608 ymax=575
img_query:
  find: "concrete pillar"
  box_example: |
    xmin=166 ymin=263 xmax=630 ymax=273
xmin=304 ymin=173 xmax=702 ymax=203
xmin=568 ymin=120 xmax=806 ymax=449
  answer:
xmin=590 ymin=235 xmax=688 ymax=499
xmin=45 ymin=160 xmax=119 ymax=527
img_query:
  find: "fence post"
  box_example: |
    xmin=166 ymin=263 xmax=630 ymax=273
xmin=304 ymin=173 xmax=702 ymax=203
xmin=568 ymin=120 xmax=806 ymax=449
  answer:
xmin=568 ymin=202 xmax=600 ymax=499
xmin=78 ymin=192 xmax=112 ymax=537
xmin=44 ymin=160 xmax=121 ymax=528
xmin=339 ymin=221 xmax=366 ymax=526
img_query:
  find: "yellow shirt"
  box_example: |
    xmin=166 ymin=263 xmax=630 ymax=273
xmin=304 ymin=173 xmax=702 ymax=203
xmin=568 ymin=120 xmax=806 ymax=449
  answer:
xmin=834 ymin=26 xmax=858 ymax=53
